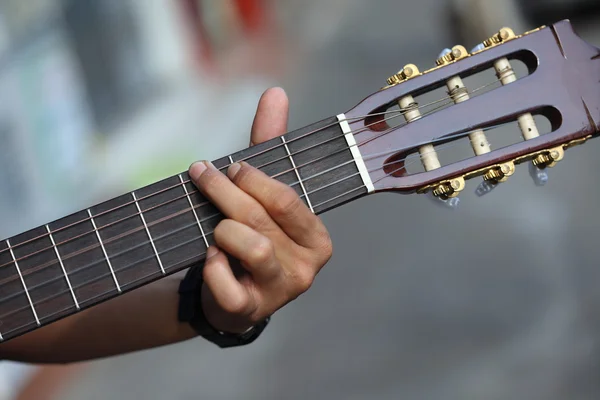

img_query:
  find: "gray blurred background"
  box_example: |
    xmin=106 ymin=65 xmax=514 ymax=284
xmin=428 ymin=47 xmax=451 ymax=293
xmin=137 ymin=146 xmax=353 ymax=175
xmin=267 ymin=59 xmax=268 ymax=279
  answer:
xmin=1 ymin=0 xmax=600 ymax=399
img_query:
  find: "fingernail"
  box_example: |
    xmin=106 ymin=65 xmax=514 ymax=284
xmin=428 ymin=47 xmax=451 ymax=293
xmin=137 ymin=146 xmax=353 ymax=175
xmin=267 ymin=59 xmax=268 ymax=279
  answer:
xmin=189 ymin=161 xmax=207 ymax=181
xmin=227 ymin=162 xmax=241 ymax=179
xmin=206 ymin=246 xmax=219 ymax=259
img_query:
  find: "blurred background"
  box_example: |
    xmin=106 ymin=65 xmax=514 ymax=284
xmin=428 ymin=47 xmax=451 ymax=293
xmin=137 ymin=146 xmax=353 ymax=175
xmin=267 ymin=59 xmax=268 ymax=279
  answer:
xmin=1 ymin=0 xmax=600 ymax=399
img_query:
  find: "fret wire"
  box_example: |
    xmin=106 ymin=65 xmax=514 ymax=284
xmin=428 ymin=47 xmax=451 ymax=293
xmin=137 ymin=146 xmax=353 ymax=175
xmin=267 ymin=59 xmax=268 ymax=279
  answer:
xmin=6 ymin=239 xmax=40 ymax=326
xmin=0 ymin=109 xmax=470 ymax=293
xmin=281 ymin=136 xmax=314 ymax=213
xmin=0 ymin=143 xmax=449 ymax=309
xmin=0 ymin=110 xmax=406 ymax=261
xmin=0 ymin=78 xmax=507 ymax=338
xmin=0 ymin=149 xmax=358 ymax=293
xmin=0 ymin=180 xmax=371 ymax=327
xmin=0 ymin=80 xmax=507 ymax=338
xmin=0 ymin=228 xmax=213 ymax=326
xmin=0 ymin=78 xmax=502 ymax=264
xmin=228 ymin=155 xmax=234 ymax=164
xmin=179 ymin=174 xmax=209 ymax=248
xmin=132 ymin=192 xmax=165 ymax=275
xmin=87 ymin=209 xmax=121 ymax=293
xmin=46 ymin=225 xmax=80 ymax=310
xmin=9 ymin=167 xmax=368 ymax=307
xmin=1 ymin=95 xmax=466 ymax=297
xmin=0 ymin=109 xmax=406 ymax=270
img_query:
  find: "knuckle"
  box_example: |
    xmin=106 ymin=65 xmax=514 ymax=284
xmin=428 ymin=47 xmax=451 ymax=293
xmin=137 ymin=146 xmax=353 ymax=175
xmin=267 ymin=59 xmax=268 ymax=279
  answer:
xmin=249 ymin=237 xmax=274 ymax=265
xmin=271 ymin=187 xmax=302 ymax=219
xmin=247 ymin=209 xmax=271 ymax=230
xmin=294 ymin=270 xmax=315 ymax=294
xmin=317 ymin=231 xmax=333 ymax=261
xmin=222 ymin=293 xmax=248 ymax=315
xmin=231 ymin=164 xmax=253 ymax=187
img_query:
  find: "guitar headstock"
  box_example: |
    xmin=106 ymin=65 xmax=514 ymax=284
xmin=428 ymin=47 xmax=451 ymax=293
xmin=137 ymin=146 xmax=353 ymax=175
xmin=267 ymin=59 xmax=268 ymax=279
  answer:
xmin=345 ymin=19 xmax=600 ymax=200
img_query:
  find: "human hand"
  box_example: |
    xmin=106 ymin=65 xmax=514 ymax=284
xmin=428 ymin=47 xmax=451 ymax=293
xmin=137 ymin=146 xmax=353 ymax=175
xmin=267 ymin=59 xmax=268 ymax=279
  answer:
xmin=188 ymin=87 xmax=333 ymax=334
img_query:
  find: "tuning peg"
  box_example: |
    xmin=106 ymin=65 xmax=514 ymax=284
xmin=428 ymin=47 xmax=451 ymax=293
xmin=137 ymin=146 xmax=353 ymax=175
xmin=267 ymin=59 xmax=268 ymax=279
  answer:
xmin=475 ymin=161 xmax=517 ymax=197
xmin=471 ymin=43 xmax=485 ymax=53
xmin=528 ymin=162 xmax=549 ymax=186
xmin=438 ymin=48 xmax=452 ymax=59
xmin=475 ymin=180 xmax=497 ymax=197
xmin=428 ymin=192 xmax=460 ymax=209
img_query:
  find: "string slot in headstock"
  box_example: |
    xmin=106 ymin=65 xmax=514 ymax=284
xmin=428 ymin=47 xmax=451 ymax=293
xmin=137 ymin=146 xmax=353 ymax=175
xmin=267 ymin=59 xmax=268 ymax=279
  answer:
xmin=379 ymin=110 xmax=555 ymax=182
xmin=344 ymin=20 xmax=600 ymax=198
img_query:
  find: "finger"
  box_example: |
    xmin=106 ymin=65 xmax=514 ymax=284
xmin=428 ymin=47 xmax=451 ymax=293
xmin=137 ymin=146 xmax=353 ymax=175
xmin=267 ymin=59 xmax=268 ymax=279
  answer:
xmin=214 ymin=219 xmax=280 ymax=283
xmin=202 ymin=246 xmax=256 ymax=318
xmin=250 ymin=87 xmax=289 ymax=145
xmin=226 ymin=161 xmax=327 ymax=249
xmin=189 ymin=161 xmax=280 ymax=233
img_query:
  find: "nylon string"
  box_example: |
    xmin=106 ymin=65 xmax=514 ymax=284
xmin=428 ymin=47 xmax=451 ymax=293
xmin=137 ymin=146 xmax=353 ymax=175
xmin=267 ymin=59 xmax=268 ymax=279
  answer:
xmin=0 ymin=77 xmax=512 ymax=327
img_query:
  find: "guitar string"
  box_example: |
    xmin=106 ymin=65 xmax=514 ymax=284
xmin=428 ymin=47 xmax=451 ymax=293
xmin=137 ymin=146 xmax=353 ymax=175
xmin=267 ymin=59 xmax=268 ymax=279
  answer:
xmin=0 ymin=108 xmax=408 ymax=270
xmin=0 ymin=109 xmax=409 ymax=256
xmin=0 ymin=100 xmax=441 ymax=269
xmin=0 ymin=118 xmax=513 ymax=329
xmin=0 ymin=88 xmax=465 ymax=276
xmin=0 ymin=77 xmax=512 ymax=308
xmin=0 ymin=121 xmax=507 ymax=319
xmin=0 ymin=76 xmax=506 ymax=280
xmin=0 ymin=109 xmax=408 ymax=260
xmin=0 ymin=136 xmax=475 ymax=325
xmin=0 ymin=76 xmax=506 ymax=260
xmin=0 ymin=82 xmax=509 ymax=306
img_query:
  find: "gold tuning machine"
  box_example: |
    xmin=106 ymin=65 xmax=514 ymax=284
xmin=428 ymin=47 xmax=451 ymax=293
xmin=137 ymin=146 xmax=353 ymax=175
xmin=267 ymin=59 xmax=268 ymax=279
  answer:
xmin=432 ymin=177 xmax=465 ymax=200
xmin=532 ymin=146 xmax=565 ymax=169
xmin=435 ymin=45 xmax=468 ymax=66
xmin=386 ymin=64 xmax=420 ymax=86
xmin=483 ymin=27 xmax=517 ymax=48
xmin=482 ymin=162 xmax=515 ymax=184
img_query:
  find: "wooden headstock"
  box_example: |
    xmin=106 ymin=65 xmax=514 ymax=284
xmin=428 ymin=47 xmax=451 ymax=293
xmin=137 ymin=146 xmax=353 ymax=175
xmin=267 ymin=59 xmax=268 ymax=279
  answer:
xmin=345 ymin=19 xmax=600 ymax=199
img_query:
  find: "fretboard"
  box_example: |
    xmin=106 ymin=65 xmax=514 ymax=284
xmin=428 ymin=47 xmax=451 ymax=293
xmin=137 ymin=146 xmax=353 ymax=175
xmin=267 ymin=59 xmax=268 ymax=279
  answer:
xmin=0 ymin=115 xmax=368 ymax=342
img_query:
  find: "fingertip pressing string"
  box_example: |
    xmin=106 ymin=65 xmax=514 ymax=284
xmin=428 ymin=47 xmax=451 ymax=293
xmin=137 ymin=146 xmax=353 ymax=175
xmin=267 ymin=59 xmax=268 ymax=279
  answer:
xmin=0 ymin=78 xmax=508 ymax=333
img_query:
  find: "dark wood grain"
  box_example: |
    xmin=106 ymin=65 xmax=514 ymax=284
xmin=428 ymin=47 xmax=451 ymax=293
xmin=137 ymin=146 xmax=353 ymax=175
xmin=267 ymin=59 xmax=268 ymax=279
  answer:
xmin=346 ymin=20 xmax=600 ymax=193
xmin=0 ymin=116 xmax=365 ymax=342
xmin=2 ymin=19 xmax=597 ymax=344
xmin=0 ymin=241 xmax=38 ymax=339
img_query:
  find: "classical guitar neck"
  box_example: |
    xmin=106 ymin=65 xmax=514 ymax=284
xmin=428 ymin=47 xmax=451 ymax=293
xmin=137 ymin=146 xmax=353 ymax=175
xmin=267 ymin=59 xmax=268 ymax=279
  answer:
xmin=0 ymin=115 xmax=370 ymax=343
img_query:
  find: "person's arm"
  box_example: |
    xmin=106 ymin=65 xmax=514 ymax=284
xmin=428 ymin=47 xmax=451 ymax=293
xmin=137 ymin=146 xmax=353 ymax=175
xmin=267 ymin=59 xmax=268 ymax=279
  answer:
xmin=0 ymin=87 xmax=332 ymax=364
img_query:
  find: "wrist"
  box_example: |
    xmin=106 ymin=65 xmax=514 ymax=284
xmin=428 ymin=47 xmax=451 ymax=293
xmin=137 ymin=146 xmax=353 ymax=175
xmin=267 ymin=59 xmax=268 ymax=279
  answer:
xmin=177 ymin=265 xmax=270 ymax=348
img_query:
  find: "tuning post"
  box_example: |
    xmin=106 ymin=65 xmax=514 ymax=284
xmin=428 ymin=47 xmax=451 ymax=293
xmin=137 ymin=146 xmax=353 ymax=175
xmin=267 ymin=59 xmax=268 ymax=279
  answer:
xmin=486 ymin=33 xmax=560 ymax=185
xmin=440 ymin=46 xmax=491 ymax=157
xmin=438 ymin=46 xmax=499 ymax=196
xmin=387 ymin=63 xmax=457 ymax=202
xmin=390 ymin=64 xmax=444 ymax=175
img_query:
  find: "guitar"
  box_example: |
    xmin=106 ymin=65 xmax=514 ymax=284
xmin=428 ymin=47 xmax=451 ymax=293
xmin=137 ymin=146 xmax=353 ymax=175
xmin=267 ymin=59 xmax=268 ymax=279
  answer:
xmin=0 ymin=19 xmax=598 ymax=343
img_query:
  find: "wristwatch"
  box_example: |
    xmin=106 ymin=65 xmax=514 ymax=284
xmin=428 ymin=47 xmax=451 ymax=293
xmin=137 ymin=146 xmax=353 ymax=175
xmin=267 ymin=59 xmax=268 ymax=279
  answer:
xmin=177 ymin=264 xmax=270 ymax=348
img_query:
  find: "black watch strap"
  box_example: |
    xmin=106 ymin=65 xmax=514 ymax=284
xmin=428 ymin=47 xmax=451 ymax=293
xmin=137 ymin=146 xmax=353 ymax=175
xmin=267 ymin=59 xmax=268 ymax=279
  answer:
xmin=178 ymin=265 xmax=270 ymax=349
